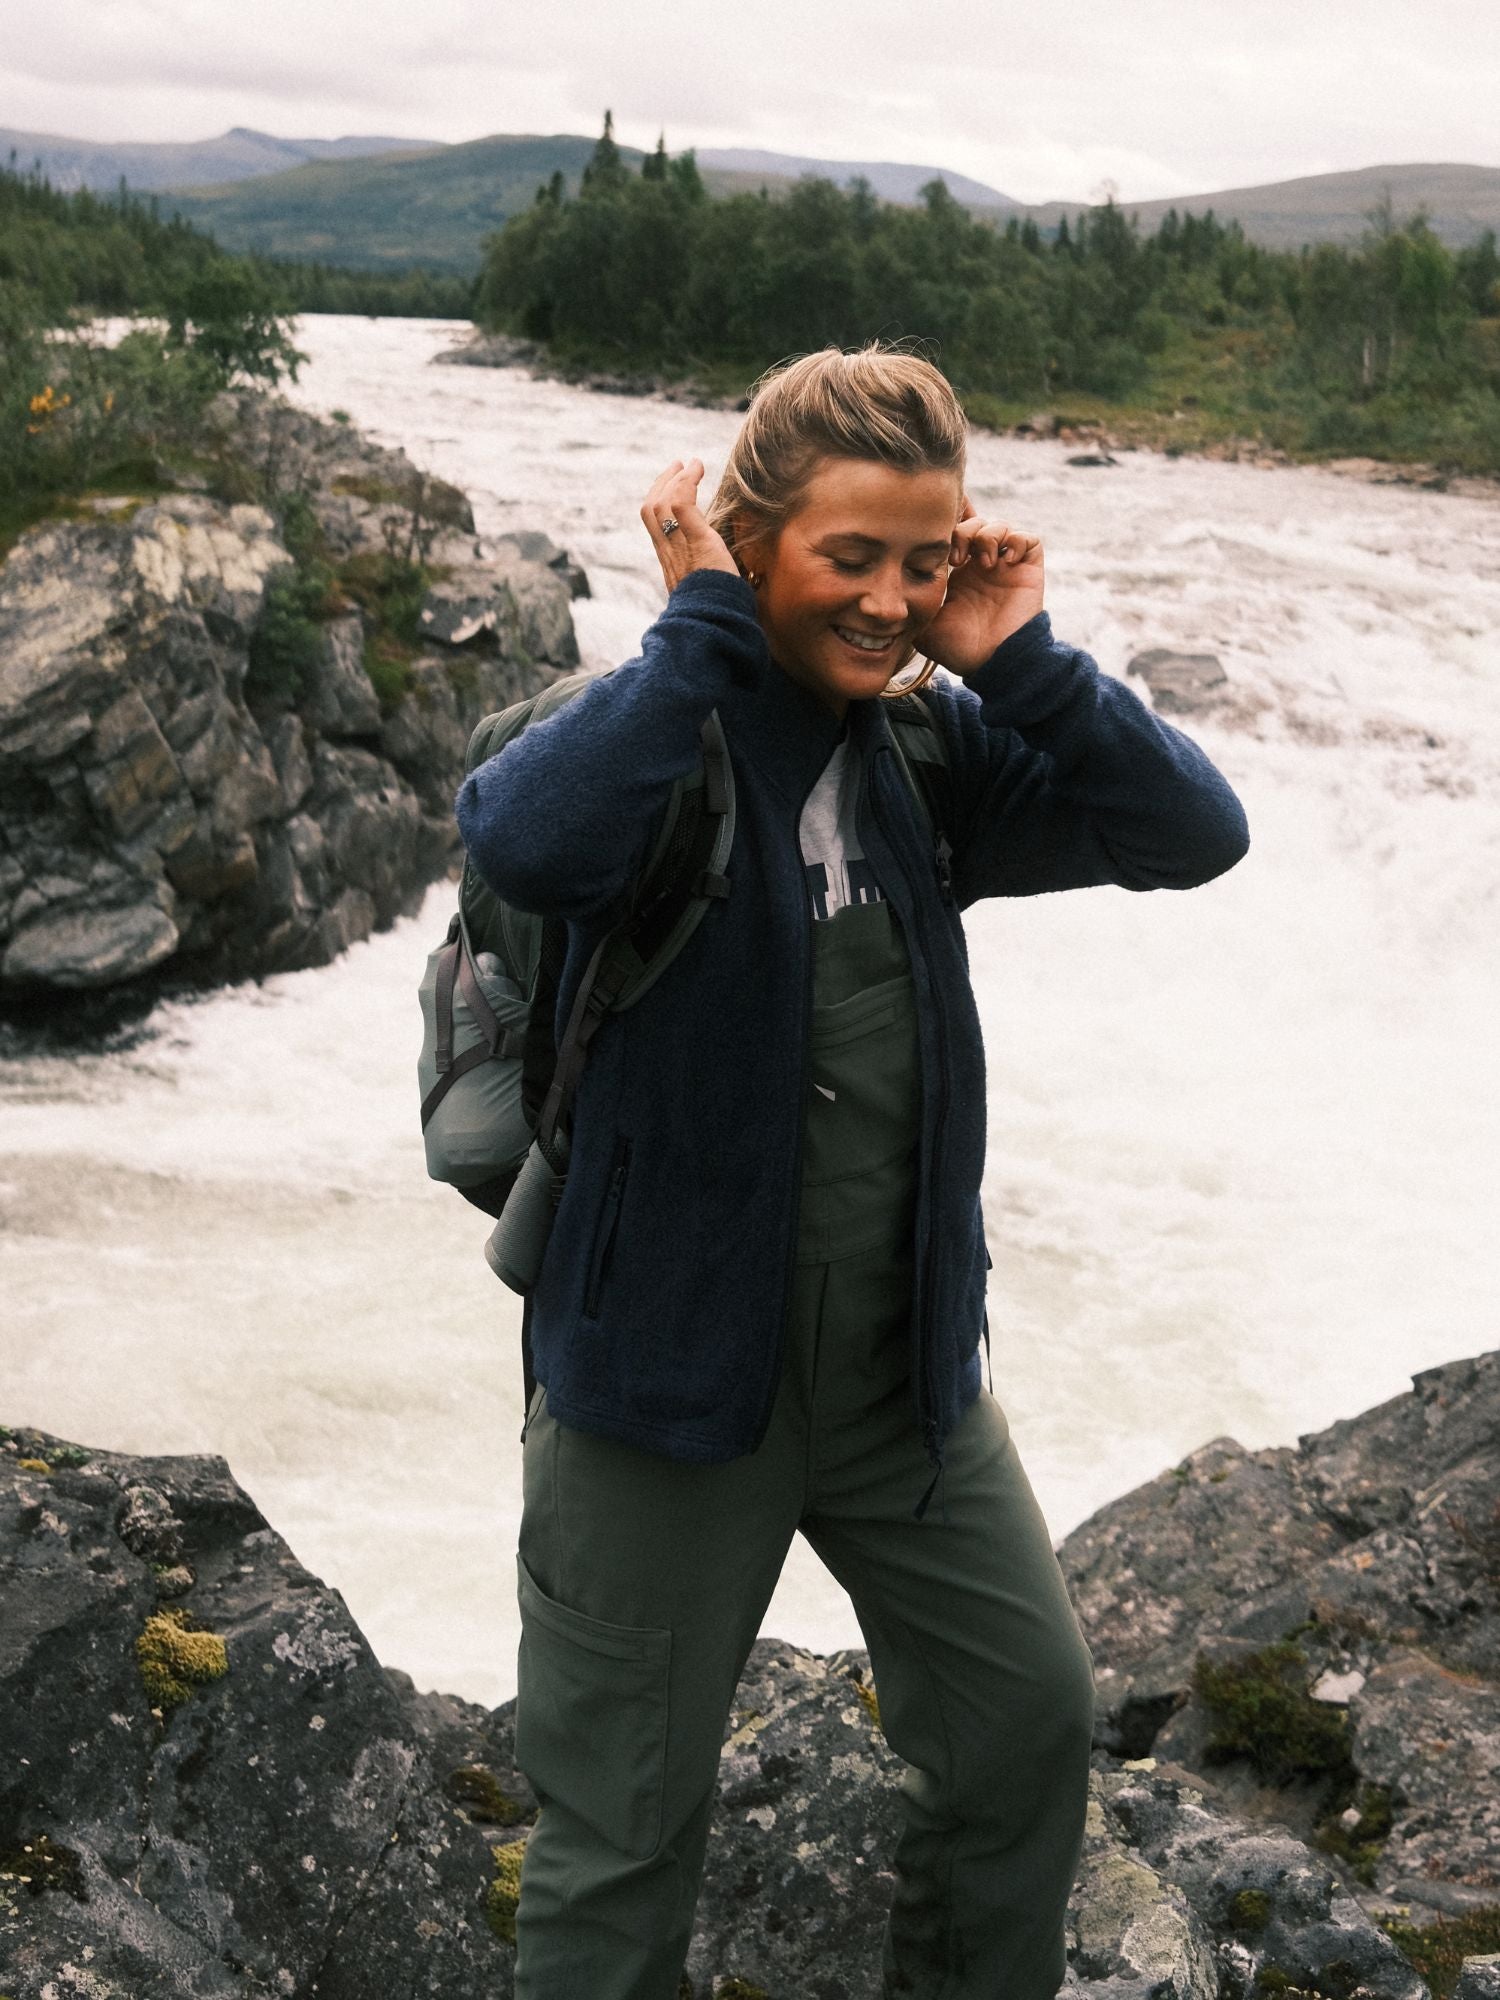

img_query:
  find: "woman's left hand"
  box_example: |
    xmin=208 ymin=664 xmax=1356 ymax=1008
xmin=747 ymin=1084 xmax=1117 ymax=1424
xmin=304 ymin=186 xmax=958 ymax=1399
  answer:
xmin=918 ymin=501 xmax=1045 ymax=677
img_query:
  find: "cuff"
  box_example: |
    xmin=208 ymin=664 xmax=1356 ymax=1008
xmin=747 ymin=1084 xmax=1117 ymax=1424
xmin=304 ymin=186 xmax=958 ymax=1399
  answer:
xmin=960 ymin=610 xmax=1093 ymax=721
xmin=656 ymin=566 xmax=768 ymax=688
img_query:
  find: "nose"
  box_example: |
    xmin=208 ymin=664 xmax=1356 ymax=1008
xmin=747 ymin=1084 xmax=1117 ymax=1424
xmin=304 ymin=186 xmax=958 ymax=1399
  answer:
xmin=858 ymin=562 xmax=909 ymax=628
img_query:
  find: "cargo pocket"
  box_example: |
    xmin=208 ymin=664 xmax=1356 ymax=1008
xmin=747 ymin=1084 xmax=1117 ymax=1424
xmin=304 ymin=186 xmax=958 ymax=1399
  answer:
xmin=514 ymin=1550 xmax=672 ymax=1861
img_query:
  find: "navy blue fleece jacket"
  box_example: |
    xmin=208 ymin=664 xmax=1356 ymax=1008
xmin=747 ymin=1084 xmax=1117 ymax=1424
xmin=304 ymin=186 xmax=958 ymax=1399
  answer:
xmin=455 ymin=568 xmax=1250 ymax=1519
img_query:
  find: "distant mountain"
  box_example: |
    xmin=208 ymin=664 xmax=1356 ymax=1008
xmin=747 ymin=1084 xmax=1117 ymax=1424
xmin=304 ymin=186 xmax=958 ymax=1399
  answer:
xmin=155 ymin=134 xmax=1026 ymax=273
xmin=694 ymin=147 xmax=1016 ymax=210
xmin=0 ymin=123 xmax=442 ymax=194
xmin=1038 ymin=161 xmax=1500 ymax=250
xmin=9 ymin=125 xmax=1497 ymax=271
xmin=156 ymin=133 xmax=618 ymax=272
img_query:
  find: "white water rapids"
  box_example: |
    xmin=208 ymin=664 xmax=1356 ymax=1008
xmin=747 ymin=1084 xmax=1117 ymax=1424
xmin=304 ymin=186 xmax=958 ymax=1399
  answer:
xmin=3 ymin=315 xmax=1497 ymax=1706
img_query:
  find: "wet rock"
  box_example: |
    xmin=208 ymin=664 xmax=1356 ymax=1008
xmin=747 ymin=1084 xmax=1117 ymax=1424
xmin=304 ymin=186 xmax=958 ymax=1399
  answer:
xmin=0 ymin=1423 xmax=505 ymax=1999
xmin=301 ymin=611 xmax=382 ymax=739
xmin=5 ymin=1351 xmax=1497 ymax=1995
xmin=1060 ymin=1346 xmax=1500 ymax=1914
xmin=1126 ymin=647 xmax=1277 ymax=729
xmin=1455 ymin=1953 xmax=1500 ymax=1999
xmin=0 ymin=394 xmax=585 ymax=1008
xmin=1 ymin=896 xmax=179 ymax=988
xmin=492 ymin=529 xmax=591 ymax=601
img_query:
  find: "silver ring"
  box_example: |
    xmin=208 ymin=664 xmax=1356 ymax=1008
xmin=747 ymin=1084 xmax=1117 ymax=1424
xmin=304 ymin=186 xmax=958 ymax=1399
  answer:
xmin=661 ymin=516 xmax=680 ymax=537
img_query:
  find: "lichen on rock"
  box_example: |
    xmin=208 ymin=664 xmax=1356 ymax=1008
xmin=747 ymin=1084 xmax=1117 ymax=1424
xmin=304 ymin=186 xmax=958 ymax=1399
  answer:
xmin=135 ymin=1606 xmax=228 ymax=1709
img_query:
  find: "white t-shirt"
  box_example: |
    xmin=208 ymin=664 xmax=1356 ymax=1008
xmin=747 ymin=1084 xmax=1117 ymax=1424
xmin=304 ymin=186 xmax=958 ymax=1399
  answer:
xmin=798 ymin=730 xmax=889 ymax=922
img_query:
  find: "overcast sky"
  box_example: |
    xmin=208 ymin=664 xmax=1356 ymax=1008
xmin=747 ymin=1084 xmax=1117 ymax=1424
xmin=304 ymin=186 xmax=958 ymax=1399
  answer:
xmin=3 ymin=0 xmax=1498 ymax=205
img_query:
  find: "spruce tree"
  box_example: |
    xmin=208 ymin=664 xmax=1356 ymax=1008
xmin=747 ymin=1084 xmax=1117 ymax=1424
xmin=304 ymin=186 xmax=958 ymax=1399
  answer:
xmin=581 ymin=109 xmax=626 ymax=195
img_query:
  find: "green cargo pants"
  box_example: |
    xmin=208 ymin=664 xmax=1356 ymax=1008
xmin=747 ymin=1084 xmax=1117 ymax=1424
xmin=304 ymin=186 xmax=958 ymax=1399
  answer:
xmin=511 ymin=902 xmax=1096 ymax=1998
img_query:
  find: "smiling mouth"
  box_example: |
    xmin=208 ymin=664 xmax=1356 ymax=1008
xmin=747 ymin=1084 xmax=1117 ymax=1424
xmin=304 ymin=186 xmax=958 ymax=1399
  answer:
xmin=832 ymin=625 xmax=903 ymax=655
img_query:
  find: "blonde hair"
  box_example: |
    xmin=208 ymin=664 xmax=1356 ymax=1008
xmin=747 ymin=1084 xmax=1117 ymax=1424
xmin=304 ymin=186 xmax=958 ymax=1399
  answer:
xmin=706 ymin=342 xmax=967 ymax=696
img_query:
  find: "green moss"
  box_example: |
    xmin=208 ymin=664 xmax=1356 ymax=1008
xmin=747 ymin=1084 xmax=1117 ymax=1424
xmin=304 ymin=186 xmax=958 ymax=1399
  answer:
xmin=853 ymin=1678 xmax=882 ymax=1735
xmin=247 ymin=557 xmax=341 ymax=706
xmin=484 ymin=1839 xmax=527 ymax=1944
xmin=1377 ymin=1905 xmax=1500 ymax=2000
xmin=715 ymin=1981 xmax=770 ymax=1999
xmin=1191 ymin=1639 xmax=1356 ymax=1788
xmin=1249 ymin=1951 xmax=1369 ymax=1999
xmin=1312 ymin=1780 xmax=1394 ymax=1885
xmin=16 ymin=1457 xmax=51 ymax=1475
xmin=331 ymin=472 xmax=413 ymax=507
xmin=135 ymin=1606 xmax=228 ymax=1709
xmin=1229 ymin=1887 xmax=1272 ymax=1931
xmin=445 ymin=1764 xmax=527 ymax=1826
xmin=0 ymin=1833 xmax=85 ymax=1899
xmin=363 ymin=633 xmax=416 ymax=714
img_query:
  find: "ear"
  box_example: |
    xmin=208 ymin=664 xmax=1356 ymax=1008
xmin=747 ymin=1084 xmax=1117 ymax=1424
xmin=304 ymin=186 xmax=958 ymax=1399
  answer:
xmin=732 ymin=517 xmax=771 ymax=587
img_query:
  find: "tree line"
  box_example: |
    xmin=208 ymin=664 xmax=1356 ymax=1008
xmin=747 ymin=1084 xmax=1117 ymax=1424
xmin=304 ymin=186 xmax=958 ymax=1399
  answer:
xmin=0 ymin=159 xmax=475 ymax=538
xmin=476 ymin=115 xmax=1500 ymax=471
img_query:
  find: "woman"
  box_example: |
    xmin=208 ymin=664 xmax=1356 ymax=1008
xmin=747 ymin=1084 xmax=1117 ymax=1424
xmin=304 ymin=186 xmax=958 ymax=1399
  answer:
xmin=455 ymin=343 xmax=1250 ymax=1998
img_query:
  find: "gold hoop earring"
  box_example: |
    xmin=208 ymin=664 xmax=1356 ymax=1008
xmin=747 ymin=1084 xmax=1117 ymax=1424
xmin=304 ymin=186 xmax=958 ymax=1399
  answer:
xmin=880 ymin=655 xmax=940 ymax=698
xmin=744 ymin=569 xmax=763 ymax=589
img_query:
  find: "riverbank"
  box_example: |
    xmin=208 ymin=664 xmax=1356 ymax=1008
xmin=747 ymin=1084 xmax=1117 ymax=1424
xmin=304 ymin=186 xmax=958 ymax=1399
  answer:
xmin=435 ymin=327 xmax=1500 ymax=502
xmin=4 ymin=1345 xmax=1496 ymax=1997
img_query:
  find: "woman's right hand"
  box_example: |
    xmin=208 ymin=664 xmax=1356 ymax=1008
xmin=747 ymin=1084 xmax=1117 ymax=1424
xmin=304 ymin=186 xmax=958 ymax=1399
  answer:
xmin=640 ymin=458 xmax=741 ymax=594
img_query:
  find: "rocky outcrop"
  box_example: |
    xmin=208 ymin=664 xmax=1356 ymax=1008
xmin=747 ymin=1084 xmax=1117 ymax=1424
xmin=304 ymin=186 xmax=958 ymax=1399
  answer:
xmin=433 ymin=327 xmax=747 ymax=409
xmin=3 ymin=1349 xmax=1496 ymax=1998
xmin=1060 ymin=1347 xmax=1500 ymax=1928
xmin=0 ymin=392 xmax=587 ymax=1008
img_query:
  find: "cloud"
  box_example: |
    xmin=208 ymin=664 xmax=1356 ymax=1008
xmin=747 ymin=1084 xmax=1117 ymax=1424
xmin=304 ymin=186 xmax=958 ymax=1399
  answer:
xmin=2 ymin=0 xmax=1497 ymax=204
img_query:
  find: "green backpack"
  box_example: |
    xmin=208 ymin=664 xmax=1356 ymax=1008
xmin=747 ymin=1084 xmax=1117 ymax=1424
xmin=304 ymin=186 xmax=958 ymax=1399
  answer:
xmin=417 ymin=668 xmax=955 ymax=1297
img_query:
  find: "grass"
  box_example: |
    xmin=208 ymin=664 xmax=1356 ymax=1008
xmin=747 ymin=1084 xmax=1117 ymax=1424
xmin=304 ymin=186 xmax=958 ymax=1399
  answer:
xmin=1377 ymin=1905 xmax=1500 ymax=2000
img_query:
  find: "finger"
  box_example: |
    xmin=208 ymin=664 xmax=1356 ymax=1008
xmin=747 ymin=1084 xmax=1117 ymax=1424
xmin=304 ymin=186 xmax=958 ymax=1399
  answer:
xmin=950 ymin=513 xmax=983 ymax=565
xmin=962 ymin=520 xmax=1007 ymax=568
xmin=660 ymin=458 xmax=706 ymax=516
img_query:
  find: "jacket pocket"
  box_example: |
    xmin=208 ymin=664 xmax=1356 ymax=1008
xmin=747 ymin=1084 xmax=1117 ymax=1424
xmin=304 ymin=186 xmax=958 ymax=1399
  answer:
xmin=514 ymin=1551 xmax=673 ymax=1861
xmin=583 ymin=1135 xmax=632 ymax=1319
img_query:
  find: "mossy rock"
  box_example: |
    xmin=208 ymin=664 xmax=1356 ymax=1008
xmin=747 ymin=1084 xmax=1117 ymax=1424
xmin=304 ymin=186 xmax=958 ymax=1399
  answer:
xmin=0 ymin=1833 xmax=85 ymax=1899
xmin=1378 ymin=1905 xmax=1500 ymax=2000
xmin=445 ymin=1764 xmax=527 ymax=1826
xmin=485 ymin=1839 xmax=527 ymax=1945
xmin=1191 ymin=1639 xmax=1355 ymax=1788
xmin=853 ymin=1677 xmax=882 ymax=1734
xmin=136 ymin=1606 xmax=228 ymax=1709
xmin=1229 ymin=1886 xmax=1272 ymax=1931
xmin=1311 ymin=1780 xmax=1394 ymax=1885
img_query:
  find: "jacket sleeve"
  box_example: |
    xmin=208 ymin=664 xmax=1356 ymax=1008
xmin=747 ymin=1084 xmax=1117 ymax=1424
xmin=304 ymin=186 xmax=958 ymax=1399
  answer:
xmin=931 ymin=610 xmax=1251 ymax=906
xmin=454 ymin=570 xmax=769 ymax=922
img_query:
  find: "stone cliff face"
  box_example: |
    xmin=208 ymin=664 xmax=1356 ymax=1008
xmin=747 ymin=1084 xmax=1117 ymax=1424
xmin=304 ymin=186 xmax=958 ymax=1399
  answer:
xmin=2 ymin=1350 xmax=1497 ymax=2000
xmin=0 ymin=393 xmax=584 ymax=1009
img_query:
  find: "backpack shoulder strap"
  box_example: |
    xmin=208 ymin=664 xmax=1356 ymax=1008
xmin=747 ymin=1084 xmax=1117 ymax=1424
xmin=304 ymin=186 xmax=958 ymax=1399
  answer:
xmin=884 ymin=688 xmax=955 ymax=846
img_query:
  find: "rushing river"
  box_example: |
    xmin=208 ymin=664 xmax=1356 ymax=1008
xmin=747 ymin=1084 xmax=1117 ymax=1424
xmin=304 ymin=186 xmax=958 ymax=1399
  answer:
xmin=3 ymin=314 xmax=1498 ymax=1708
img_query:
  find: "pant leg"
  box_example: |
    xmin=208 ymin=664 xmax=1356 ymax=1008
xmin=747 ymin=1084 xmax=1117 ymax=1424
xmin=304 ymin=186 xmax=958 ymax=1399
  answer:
xmin=798 ymin=1250 xmax=1097 ymax=2000
xmin=512 ymin=1271 xmax=824 ymax=2000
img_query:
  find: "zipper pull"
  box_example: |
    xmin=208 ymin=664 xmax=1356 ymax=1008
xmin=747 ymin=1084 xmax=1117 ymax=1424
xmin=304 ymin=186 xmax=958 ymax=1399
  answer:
xmin=934 ymin=833 xmax=954 ymax=905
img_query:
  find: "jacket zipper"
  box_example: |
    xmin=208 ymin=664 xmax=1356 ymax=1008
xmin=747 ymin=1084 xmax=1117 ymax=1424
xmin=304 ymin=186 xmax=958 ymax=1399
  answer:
xmin=584 ymin=1137 xmax=631 ymax=1318
xmin=874 ymin=742 xmax=951 ymax=1457
xmin=747 ymin=777 xmax=818 ymax=1455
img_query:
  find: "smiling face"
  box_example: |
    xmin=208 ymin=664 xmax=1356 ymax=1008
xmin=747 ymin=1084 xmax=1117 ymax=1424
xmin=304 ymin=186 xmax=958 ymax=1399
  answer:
xmin=740 ymin=456 xmax=963 ymax=719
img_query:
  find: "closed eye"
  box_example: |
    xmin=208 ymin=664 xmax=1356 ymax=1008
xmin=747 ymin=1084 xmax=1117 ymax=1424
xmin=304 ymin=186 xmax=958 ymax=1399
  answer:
xmin=829 ymin=557 xmax=943 ymax=581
